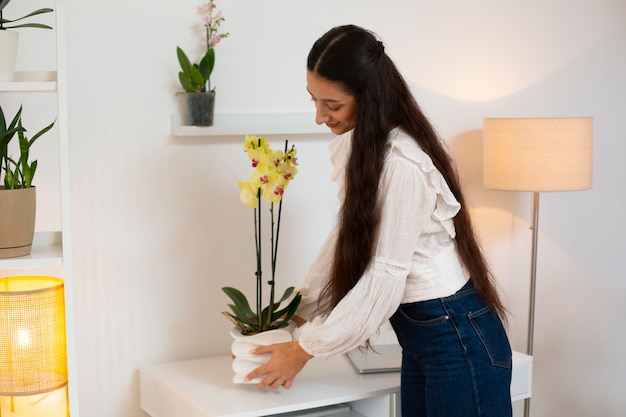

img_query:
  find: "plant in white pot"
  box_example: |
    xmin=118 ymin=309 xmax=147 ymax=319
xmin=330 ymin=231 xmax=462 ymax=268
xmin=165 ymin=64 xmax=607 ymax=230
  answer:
xmin=0 ymin=104 xmax=55 ymax=258
xmin=176 ymin=1 xmax=229 ymax=126
xmin=222 ymin=135 xmax=302 ymax=383
xmin=0 ymin=0 xmax=54 ymax=81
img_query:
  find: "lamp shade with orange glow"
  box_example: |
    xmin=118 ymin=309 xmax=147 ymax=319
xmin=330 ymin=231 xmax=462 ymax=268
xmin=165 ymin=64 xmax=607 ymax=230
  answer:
xmin=0 ymin=276 xmax=68 ymax=396
xmin=483 ymin=117 xmax=593 ymax=192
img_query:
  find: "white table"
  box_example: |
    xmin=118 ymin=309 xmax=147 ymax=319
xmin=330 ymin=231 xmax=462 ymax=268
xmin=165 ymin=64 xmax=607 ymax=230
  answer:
xmin=139 ymin=351 xmax=532 ymax=417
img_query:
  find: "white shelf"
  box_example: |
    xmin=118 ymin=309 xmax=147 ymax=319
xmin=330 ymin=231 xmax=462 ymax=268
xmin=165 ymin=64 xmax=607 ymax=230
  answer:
xmin=0 ymin=231 xmax=63 ymax=268
xmin=0 ymin=71 xmax=58 ymax=92
xmin=171 ymin=113 xmax=331 ymax=137
xmin=140 ymin=354 xmax=400 ymax=417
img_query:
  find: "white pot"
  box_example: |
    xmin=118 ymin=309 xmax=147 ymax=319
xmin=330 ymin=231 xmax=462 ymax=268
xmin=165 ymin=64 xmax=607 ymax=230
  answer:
xmin=0 ymin=30 xmax=19 ymax=82
xmin=230 ymin=322 xmax=296 ymax=384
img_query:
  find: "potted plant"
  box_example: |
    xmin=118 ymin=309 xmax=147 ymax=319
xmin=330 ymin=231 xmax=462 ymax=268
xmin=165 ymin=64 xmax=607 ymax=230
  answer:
xmin=222 ymin=136 xmax=302 ymax=383
xmin=0 ymin=104 xmax=55 ymax=258
xmin=176 ymin=1 xmax=228 ymax=126
xmin=0 ymin=0 xmax=54 ymax=81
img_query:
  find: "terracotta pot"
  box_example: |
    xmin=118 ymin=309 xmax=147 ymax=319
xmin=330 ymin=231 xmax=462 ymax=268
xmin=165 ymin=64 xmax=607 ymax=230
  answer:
xmin=0 ymin=187 xmax=36 ymax=258
xmin=230 ymin=322 xmax=296 ymax=384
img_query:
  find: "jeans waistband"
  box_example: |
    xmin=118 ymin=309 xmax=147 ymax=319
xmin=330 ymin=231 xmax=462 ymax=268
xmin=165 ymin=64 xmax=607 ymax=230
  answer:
xmin=400 ymin=279 xmax=475 ymax=308
xmin=441 ymin=278 xmax=474 ymax=301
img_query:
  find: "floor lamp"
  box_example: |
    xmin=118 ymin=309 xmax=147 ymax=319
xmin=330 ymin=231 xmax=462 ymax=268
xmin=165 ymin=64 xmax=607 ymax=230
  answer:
xmin=482 ymin=117 xmax=593 ymax=417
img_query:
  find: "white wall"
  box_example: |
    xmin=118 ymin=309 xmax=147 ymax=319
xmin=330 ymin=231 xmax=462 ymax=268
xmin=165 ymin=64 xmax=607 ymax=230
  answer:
xmin=57 ymin=0 xmax=626 ymax=416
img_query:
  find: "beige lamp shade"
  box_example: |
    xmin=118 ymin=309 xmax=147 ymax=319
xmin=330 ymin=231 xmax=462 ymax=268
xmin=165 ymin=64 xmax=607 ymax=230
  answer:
xmin=0 ymin=276 xmax=68 ymax=396
xmin=483 ymin=117 xmax=593 ymax=191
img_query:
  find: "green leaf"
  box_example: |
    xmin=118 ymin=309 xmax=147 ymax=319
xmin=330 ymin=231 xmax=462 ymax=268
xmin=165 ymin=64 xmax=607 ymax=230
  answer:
xmin=3 ymin=156 xmax=18 ymax=189
xmin=2 ymin=23 xmax=52 ymax=29
xmin=28 ymin=118 xmax=55 ymax=147
xmin=276 ymin=286 xmax=296 ymax=304
xmin=176 ymin=47 xmax=192 ymax=76
xmin=17 ymin=127 xmax=29 ymax=183
xmin=1 ymin=105 xmax=24 ymax=178
xmin=271 ymin=293 xmax=302 ymax=324
xmin=268 ymin=319 xmax=292 ymax=331
xmin=177 ymin=47 xmax=204 ymax=91
xmin=225 ymin=304 xmax=257 ymax=327
xmin=259 ymin=305 xmax=269 ymax=331
xmin=0 ymin=105 xmax=23 ymax=142
xmin=178 ymin=72 xmax=195 ymax=93
xmin=8 ymin=117 xmax=54 ymax=188
xmin=0 ymin=106 xmax=5 ymax=135
xmin=0 ymin=8 xmax=53 ymax=29
xmin=258 ymin=291 xmax=302 ymax=331
xmin=189 ymin=65 xmax=205 ymax=92
xmin=8 ymin=106 xmax=21 ymax=130
xmin=25 ymin=160 xmax=36 ymax=188
xmin=10 ymin=8 xmax=53 ymax=22
xmin=199 ymin=49 xmax=215 ymax=82
xmin=222 ymin=287 xmax=256 ymax=319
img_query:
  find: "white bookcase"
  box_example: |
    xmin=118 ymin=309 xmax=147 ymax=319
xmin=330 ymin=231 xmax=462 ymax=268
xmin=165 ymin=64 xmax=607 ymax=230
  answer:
xmin=0 ymin=1 xmax=79 ymax=416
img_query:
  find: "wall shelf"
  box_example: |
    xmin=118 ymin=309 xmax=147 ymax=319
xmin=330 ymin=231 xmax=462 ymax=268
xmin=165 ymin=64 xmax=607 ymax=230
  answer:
xmin=0 ymin=71 xmax=58 ymax=92
xmin=0 ymin=231 xmax=63 ymax=268
xmin=171 ymin=112 xmax=331 ymax=137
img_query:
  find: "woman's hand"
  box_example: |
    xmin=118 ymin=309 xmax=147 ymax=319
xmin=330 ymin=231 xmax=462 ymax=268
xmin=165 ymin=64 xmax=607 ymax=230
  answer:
xmin=246 ymin=341 xmax=313 ymax=389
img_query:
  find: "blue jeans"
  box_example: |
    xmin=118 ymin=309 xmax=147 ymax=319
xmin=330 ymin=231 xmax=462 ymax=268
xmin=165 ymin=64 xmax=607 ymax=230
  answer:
xmin=389 ymin=281 xmax=512 ymax=417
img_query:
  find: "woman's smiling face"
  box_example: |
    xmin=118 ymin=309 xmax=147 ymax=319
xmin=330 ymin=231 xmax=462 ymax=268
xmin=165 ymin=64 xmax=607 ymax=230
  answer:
xmin=307 ymin=71 xmax=357 ymax=135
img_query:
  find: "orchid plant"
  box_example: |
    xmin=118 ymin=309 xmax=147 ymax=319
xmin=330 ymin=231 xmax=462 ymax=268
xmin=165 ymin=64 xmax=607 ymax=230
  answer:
xmin=222 ymin=136 xmax=302 ymax=335
xmin=177 ymin=1 xmax=229 ymax=93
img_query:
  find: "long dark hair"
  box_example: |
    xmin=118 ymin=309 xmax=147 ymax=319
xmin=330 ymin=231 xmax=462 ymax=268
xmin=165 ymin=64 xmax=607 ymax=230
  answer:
xmin=308 ymin=25 xmax=507 ymax=321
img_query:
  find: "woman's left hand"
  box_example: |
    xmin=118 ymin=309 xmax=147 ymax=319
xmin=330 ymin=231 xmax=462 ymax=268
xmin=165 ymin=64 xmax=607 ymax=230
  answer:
xmin=245 ymin=341 xmax=313 ymax=389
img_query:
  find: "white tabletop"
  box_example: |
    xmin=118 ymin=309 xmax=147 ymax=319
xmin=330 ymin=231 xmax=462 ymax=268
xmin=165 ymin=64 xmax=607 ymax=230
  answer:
xmin=140 ymin=354 xmax=399 ymax=417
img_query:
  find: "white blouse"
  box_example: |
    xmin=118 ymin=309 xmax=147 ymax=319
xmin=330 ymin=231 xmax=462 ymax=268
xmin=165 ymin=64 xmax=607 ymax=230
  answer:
xmin=297 ymin=127 xmax=470 ymax=358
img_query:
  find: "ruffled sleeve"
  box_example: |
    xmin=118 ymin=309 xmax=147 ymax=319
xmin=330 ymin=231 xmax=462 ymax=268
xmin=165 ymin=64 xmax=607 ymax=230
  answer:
xmin=298 ymin=261 xmax=406 ymax=357
xmin=389 ymin=131 xmax=460 ymax=238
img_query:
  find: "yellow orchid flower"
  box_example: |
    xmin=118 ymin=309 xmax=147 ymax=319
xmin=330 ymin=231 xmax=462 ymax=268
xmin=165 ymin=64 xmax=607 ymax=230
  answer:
xmin=277 ymin=161 xmax=298 ymax=182
xmin=262 ymin=176 xmax=289 ymax=203
xmin=228 ymin=136 xmax=302 ymax=335
xmin=244 ymin=135 xmax=269 ymax=152
xmin=237 ymin=180 xmax=258 ymax=208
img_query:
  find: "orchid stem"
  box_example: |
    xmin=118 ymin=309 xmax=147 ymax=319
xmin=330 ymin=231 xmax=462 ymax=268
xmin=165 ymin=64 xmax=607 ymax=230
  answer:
xmin=267 ymin=140 xmax=288 ymax=329
xmin=255 ymin=190 xmax=262 ymax=333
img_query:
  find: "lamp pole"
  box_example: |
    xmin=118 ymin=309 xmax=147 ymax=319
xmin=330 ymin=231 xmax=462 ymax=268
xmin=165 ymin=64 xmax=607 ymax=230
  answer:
xmin=524 ymin=191 xmax=540 ymax=417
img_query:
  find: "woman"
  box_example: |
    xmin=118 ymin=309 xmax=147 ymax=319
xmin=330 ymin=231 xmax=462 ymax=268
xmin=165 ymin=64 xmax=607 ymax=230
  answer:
xmin=246 ymin=24 xmax=512 ymax=417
